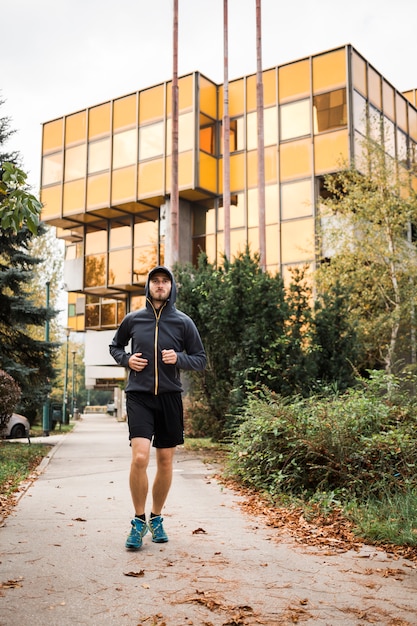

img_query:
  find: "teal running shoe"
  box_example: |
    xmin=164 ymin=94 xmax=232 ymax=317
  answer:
xmin=125 ymin=517 xmax=148 ymax=550
xmin=148 ymin=515 xmax=168 ymax=543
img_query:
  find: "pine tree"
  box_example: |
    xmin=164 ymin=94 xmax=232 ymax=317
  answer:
xmin=0 ymin=98 xmax=58 ymax=419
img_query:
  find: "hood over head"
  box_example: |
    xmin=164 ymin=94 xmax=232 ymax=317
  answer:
xmin=145 ymin=265 xmax=176 ymax=305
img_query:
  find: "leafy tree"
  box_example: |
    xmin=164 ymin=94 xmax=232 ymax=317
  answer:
xmin=317 ymin=137 xmax=417 ymax=374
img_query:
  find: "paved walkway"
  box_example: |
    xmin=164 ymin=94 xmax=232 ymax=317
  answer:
xmin=1 ymin=413 xmax=417 ymax=625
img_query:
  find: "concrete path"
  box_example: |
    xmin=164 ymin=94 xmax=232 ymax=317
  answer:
xmin=1 ymin=413 xmax=417 ymax=625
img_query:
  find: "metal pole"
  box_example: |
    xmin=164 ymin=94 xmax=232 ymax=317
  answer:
xmin=42 ymin=282 xmax=50 ymax=436
xmin=71 ymin=350 xmax=76 ymax=419
xmin=62 ymin=328 xmax=70 ymax=424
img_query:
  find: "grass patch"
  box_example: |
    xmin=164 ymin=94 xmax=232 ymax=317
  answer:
xmin=183 ymin=437 xmax=229 ymax=464
xmin=0 ymin=442 xmax=52 ymax=498
xmin=345 ymin=490 xmax=417 ymax=546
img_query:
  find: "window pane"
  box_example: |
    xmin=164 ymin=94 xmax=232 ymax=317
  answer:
xmin=139 ymin=122 xmax=164 ymax=160
xmin=200 ymin=123 xmax=216 ymax=154
xmin=166 ymin=112 xmax=194 ymax=153
xmin=353 ymin=91 xmax=367 ymax=135
xmin=397 ymin=129 xmax=408 ymax=163
xmin=384 ymin=116 xmax=395 ymax=157
xmin=85 ymin=229 xmax=107 ymax=255
xmin=247 ymin=111 xmax=257 ymax=150
xmin=313 ymin=88 xmax=347 ymax=133
xmin=101 ymin=302 xmax=116 ymax=326
xmin=265 ymin=184 xmax=278 ymax=224
xmin=65 ymin=144 xmax=87 ymax=181
xmin=280 ymin=100 xmax=310 ymax=141
xmin=85 ymin=303 xmax=100 ymax=327
xmin=134 ymin=219 xmax=158 ymax=246
xmin=110 ymin=223 xmax=131 ymax=249
xmin=88 ymin=138 xmax=110 ymax=174
xmin=281 ymin=180 xmax=313 ymax=219
xmin=109 ymin=249 xmax=132 ymax=285
xmin=85 ymin=254 xmax=106 ymax=287
xmin=42 ymin=152 xmax=63 ymax=186
xmin=228 ymin=117 xmax=244 ymax=152
xmin=113 ymin=129 xmax=137 ymax=168
xmin=264 ymin=106 xmax=278 ymax=146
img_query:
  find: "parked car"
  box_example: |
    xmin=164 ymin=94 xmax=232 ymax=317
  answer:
xmin=1 ymin=413 xmax=30 ymax=439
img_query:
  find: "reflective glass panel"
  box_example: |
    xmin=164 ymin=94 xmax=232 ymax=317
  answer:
xmin=280 ymin=100 xmax=310 ymax=141
xmin=85 ymin=229 xmax=107 ymax=255
xmin=312 ymin=49 xmax=346 ymax=92
xmin=369 ymin=105 xmax=382 ymax=143
xmin=281 ymin=218 xmax=314 ymax=263
xmin=42 ymin=152 xmax=63 ymax=186
xmin=139 ymin=122 xmax=164 ymax=160
xmin=109 ymin=249 xmax=132 ymax=285
xmin=397 ymin=129 xmax=408 ymax=164
xmin=134 ymin=245 xmax=158 ymax=279
xmin=110 ymin=222 xmax=131 ymax=249
xmin=281 ymin=180 xmax=313 ymax=220
xmin=134 ymin=219 xmax=158 ymax=246
xmin=85 ymin=254 xmax=106 ymax=287
xmin=85 ymin=304 xmax=100 ymax=327
xmin=65 ymin=144 xmax=87 ymax=181
xmin=200 ymin=121 xmax=216 ymax=155
xmin=353 ymin=91 xmax=367 ymax=135
xmin=166 ymin=112 xmax=194 ymax=153
xmin=113 ymin=129 xmax=137 ymax=168
xmin=280 ymin=139 xmax=311 ymax=180
xmin=264 ymin=106 xmax=278 ymax=146
xmin=230 ymin=117 xmax=244 ymax=152
xmin=313 ymin=88 xmax=347 ymax=133
xmin=396 ymin=94 xmax=407 ymax=132
xmin=139 ymin=85 xmax=165 ymax=124
xmin=247 ymin=188 xmax=257 ymax=228
xmin=368 ymin=67 xmax=382 ymax=109
xmin=265 ymin=184 xmax=279 ymax=224
xmin=352 ymin=51 xmax=367 ymax=96
xmin=65 ymin=111 xmax=87 ymax=146
xmin=88 ymin=102 xmax=111 ymax=139
xmin=88 ymin=138 xmax=110 ymax=174
xmin=114 ymin=94 xmax=137 ymax=130
xmin=279 ymin=59 xmax=310 ymax=102
xmin=101 ymin=302 xmax=116 ymax=326
xmin=384 ymin=116 xmax=395 ymax=157
xmin=382 ymin=80 xmax=395 ymax=120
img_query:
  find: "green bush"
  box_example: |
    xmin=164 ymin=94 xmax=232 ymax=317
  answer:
xmin=226 ymin=372 xmax=417 ymax=501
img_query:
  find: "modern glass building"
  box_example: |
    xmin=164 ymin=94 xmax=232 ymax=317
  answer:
xmin=40 ymin=44 xmax=417 ymax=389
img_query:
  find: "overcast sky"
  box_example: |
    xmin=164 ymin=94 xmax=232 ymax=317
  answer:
xmin=2 ymin=0 xmax=417 ymax=191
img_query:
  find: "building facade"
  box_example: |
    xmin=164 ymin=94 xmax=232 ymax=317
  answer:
xmin=40 ymin=44 xmax=417 ymax=389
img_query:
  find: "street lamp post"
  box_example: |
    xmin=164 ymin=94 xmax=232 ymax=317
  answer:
xmin=62 ymin=328 xmax=71 ymax=425
xmin=71 ymin=349 xmax=76 ymax=418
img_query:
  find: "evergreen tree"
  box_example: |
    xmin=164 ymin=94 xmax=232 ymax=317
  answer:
xmin=0 ymin=99 xmax=58 ymax=420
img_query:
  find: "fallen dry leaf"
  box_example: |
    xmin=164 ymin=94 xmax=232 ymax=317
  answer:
xmin=192 ymin=527 xmax=207 ymax=534
xmin=124 ymin=570 xmax=145 ymax=577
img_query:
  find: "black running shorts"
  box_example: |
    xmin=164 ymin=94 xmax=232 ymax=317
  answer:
xmin=126 ymin=391 xmax=184 ymax=448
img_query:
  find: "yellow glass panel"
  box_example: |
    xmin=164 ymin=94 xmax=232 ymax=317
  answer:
xmin=65 ymin=111 xmax=87 ymax=146
xmin=246 ymin=74 xmax=257 ymax=112
xmin=266 ymin=224 xmax=279 ymax=265
xmin=396 ymin=94 xmax=407 ymax=131
xmin=85 ymin=254 xmax=106 ymax=287
xmin=230 ymin=152 xmax=245 ymax=191
xmin=206 ymin=208 xmax=216 ymax=234
xmin=352 ymin=51 xmax=366 ymax=96
xmin=409 ymin=107 xmax=417 ymax=142
xmin=230 ymin=228 xmax=246 ymax=259
xmin=247 ymin=187 xmax=258 ymax=227
xmin=314 ymin=129 xmax=349 ymax=174
xmin=138 ymin=158 xmax=164 ymax=197
xmin=179 ymin=74 xmax=194 ymax=110
xmin=114 ymin=94 xmax=137 ymax=130
xmin=263 ymin=69 xmax=277 ymax=107
xmin=368 ymin=67 xmax=381 ymax=109
xmin=134 ymin=219 xmax=158 ymax=246
xmin=248 ymin=226 xmax=259 ymax=253
xmin=42 ymin=152 xmax=63 ymax=186
xmin=382 ymin=81 xmax=395 ymax=120
xmin=281 ymin=218 xmax=314 ymax=263
xmin=86 ymin=173 xmax=110 ymax=209
xmin=279 ymin=59 xmax=310 ymax=102
xmin=264 ymin=106 xmax=278 ymax=147
xmin=65 ymin=144 xmax=87 ymax=181
xmin=216 ymin=232 xmax=224 ymax=264
xmin=281 ymin=179 xmax=312 ymax=220
xmin=109 ymin=249 xmax=132 ymax=285
xmin=205 ymin=233 xmax=216 ymax=263
xmin=40 ymin=185 xmax=62 ymax=219
xmin=88 ymin=102 xmax=111 ymax=139
xmin=111 ymin=165 xmax=136 ymax=205
xmin=63 ymin=180 xmax=85 ymax=214
xmin=247 ymin=150 xmax=258 ymax=188
xmin=43 ymin=119 xmax=63 ymax=152
xmin=313 ymin=49 xmax=346 ymax=93
xmin=134 ymin=244 xmax=158 ymax=278
xmin=265 ymin=146 xmax=278 ymax=183
xmin=166 ymin=74 xmax=194 ymax=115
xmin=265 ymin=184 xmax=279 ymax=225
xmin=85 ymin=229 xmax=107 ymax=254
xmin=200 ymin=76 xmax=217 ymax=119
xmin=230 ymin=195 xmax=245 ymax=228
xmin=139 ymin=85 xmax=165 ymax=123
xmin=247 ymin=111 xmax=257 ymax=150
xmin=280 ymin=139 xmax=311 ymax=180
xmin=229 ymin=79 xmax=245 ymax=116
xmin=199 ymin=152 xmax=217 ymax=194
xmin=178 ymin=151 xmax=193 ymax=189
